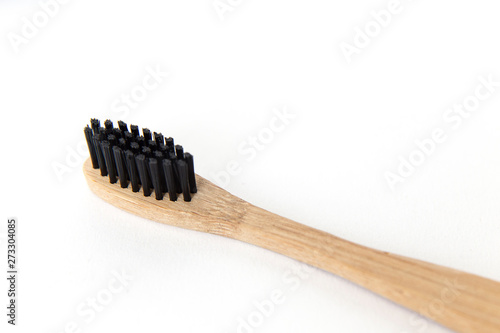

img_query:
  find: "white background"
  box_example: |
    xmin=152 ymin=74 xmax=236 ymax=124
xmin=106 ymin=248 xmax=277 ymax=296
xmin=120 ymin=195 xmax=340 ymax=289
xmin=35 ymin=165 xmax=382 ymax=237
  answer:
xmin=1 ymin=1 xmax=500 ymax=332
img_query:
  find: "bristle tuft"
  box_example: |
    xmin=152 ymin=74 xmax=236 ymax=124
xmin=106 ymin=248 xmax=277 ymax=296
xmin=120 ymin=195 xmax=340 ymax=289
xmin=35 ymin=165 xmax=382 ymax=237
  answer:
xmin=104 ymin=119 xmax=113 ymax=130
xmin=118 ymin=120 xmax=128 ymax=132
xmin=84 ymin=119 xmax=197 ymax=201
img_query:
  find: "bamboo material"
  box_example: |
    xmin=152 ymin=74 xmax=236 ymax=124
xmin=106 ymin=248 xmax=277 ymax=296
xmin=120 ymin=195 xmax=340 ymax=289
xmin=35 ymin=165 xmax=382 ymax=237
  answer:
xmin=83 ymin=158 xmax=500 ymax=333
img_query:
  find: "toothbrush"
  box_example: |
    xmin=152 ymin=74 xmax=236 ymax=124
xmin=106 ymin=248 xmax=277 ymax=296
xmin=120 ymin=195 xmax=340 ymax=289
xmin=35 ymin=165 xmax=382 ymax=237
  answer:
xmin=83 ymin=119 xmax=500 ymax=333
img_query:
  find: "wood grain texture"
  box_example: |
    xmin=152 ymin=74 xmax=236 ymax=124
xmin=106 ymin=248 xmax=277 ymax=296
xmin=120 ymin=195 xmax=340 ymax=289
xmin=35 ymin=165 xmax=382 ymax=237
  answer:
xmin=83 ymin=158 xmax=500 ymax=332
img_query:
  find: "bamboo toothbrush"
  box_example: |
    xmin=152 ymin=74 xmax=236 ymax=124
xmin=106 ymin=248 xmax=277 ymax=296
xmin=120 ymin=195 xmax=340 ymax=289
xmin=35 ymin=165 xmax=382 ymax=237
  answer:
xmin=83 ymin=119 xmax=500 ymax=333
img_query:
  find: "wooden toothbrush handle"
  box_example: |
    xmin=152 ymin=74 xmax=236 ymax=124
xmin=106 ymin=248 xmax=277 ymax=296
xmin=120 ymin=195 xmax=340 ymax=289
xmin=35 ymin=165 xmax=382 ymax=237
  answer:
xmin=239 ymin=205 xmax=500 ymax=333
xmin=83 ymin=159 xmax=499 ymax=333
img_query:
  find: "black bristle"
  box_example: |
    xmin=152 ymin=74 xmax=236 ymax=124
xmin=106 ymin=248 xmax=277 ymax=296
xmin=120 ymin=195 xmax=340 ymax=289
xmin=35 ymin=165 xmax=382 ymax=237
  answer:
xmin=84 ymin=119 xmax=197 ymax=201
xmin=125 ymin=151 xmax=140 ymax=192
xmin=135 ymin=154 xmax=152 ymax=196
xmin=143 ymin=128 xmax=152 ymax=141
xmin=90 ymin=118 xmax=100 ymax=134
xmin=158 ymin=144 xmax=167 ymax=152
xmin=148 ymin=140 xmax=157 ymax=150
xmin=104 ymin=119 xmax=113 ymax=131
xmin=124 ymin=131 xmax=133 ymax=144
xmin=130 ymin=125 xmax=139 ymax=137
xmin=154 ymin=150 xmax=167 ymax=192
xmin=130 ymin=142 xmax=140 ymax=154
xmin=142 ymin=146 xmax=153 ymax=186
xmin=118 ymin=138 xmax=127 ymax=149
xmin=141 ymin=146 xmax=152 ymax=157
xmin=184 ymin=153 xmax=197 ymax=193
xmin=118 ymin=120 xmax=128 ymax=132
xmin=107 ymin=134 xmax=117 ymax=146
xmin=149 ymin=159 xmax=164 ymax=200
xmin=113 ymin=146 xmax=128 ymax=188
xmin=165 ymin=137 xmax=174 ymax=148
xmin=153 ymin=150 xmax=165 ymax=159
xmin=163 ymin=159 xmax=177 ymax=201
xmin=177 ymin=160 xmax=191 ymax=202
xmin=93 ymin=135 xmax=107 ymax=176
xmin=101 ymin=141 xmax=117 ymax=184
xmin=170 ymin=155 xmax=182 ymax=194
xmin=136 ymin=136 xmax=145 ymax=147
xmin=175 ymin=145 xmax=184 ymax=159
xmin=84 ymin=126 xmax=99 ymax=169
xmin=112 ymin=128 xmax=122 ymax=138
xmin=154 ymin=132 xmax=164 ymax=146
